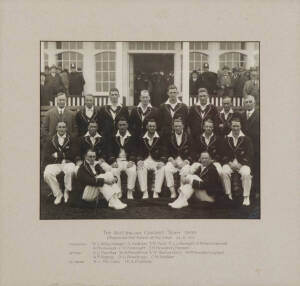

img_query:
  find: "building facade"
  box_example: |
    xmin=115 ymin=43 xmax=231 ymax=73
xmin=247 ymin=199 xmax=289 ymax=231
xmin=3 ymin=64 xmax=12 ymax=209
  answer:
xmin=41 ymin=41 xmax=259 ymax=105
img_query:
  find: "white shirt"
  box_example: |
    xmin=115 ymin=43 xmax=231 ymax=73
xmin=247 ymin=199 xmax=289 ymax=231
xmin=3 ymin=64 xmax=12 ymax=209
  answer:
xmin=137 ymin=103 xmax=152 ymax=121
xmin=165 ymin=99 xmax=179 ymax=118
xmin=57 ymin=107 xmax=65 ymax=115
xmin=88 ymin=162 xmax=97 ymax=175
xmin=175 ymin=132 xmax=183 ymax=146
xmin=85 ymin=132 xmax=101 ymax=146
xmin=116 ymin=130 xmax=131 ymax=160
xmin=143 ymin=131 xmax=159 ymax=146
xmin=246 ymin=108 xmax=255 ymax=119
xmin=85 ymin=106 xmax=94 ymax=118
xmin=220 ymin=108 xmax=233 ymax=120
xmin=203 ymin=133 xmax=214 ymax=146
xmin=57 ymin=133 xmax=66 ymax=146
xmin=228 ymin=131 xmax=245 ymax=147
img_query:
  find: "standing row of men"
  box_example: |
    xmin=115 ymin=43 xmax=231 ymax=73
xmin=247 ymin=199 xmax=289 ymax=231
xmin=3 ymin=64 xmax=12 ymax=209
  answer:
xmin=41 ymin=85 xmax=259 ymax=210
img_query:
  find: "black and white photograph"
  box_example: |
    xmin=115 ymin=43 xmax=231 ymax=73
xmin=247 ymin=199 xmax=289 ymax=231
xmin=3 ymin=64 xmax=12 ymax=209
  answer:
xmin=40 ymin=41 xmax=260 ymax=220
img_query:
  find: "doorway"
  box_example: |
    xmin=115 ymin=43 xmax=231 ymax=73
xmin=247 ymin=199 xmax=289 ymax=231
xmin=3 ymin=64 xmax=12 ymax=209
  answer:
xmin=129 ymin=54 xmax=174 ymax=106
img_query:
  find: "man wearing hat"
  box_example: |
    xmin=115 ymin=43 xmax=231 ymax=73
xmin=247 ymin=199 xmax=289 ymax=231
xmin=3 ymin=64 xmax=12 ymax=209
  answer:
xmin=44 ymin=65 xmax=64 ymax=104
xmin=198 ymin=63 xmax=218 ymax=96
xmin=217 ymin=66 xmax=233 ymax=97
xmin=69 ymin=63 xmax=85 ymax=97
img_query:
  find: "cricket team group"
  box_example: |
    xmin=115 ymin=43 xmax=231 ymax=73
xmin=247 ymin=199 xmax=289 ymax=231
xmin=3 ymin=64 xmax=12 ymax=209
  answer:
xmin=41 ymin=85 xmax=259 ymax=210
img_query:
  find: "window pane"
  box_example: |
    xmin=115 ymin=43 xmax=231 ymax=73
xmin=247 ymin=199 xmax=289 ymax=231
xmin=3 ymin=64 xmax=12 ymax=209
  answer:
xmin=70 ymin=42 xmax=76 ymax=49
xmin=109 ymin=62 xmax=115 ymax=70
xmin=109 ymin=42 xmax=116 ymax=49
xmin=56 ymin=41 xmax=62 ymax=49
xmin=103 ymin=52 xmax=108 ymax=60
xmin=103 ymin=82 xmax=109 ymax=91
xmin=96 ymin=62 xmax=101 ymax=70
xmin=77 ymin=42 xmax=83 ymax=49
xmin=110 ymin=72 xmax=115 ymax=81
xmin=109 ymin=52 xmax=115 ymax=60
xmin=195 ymin=53 xmax=201 ymax=61
xmin=103 ymin=62 xmax=108 ymax=71
xmin=137 ymin=42 xmax=143 ymax=50
xmin=69 ymin=52 xmax=76 ymax=60
xmin=62 ymin=62 xmax=68 ymax=70
xmin=77 ymin=53 xmax=83 ymax=61
xmin=160 ymin=42 xmax=167 ymax=50
xmin=96 ymin=83 xmax=101 ymax=92
xmin=62 ymin=42 xmax=69 ymax=49
xmin=57 ymin=62 xmax=62 ymax=68
xmin=152 ymin=42 xmax=159 ymax=49
xmin=103 ymin=72 xmax=109 ymax=81
xmin=129 ymin=42 xmax=136 ymax=49
xmin=145 ymin=42 xmax=151 ymax=50
xmin=57 ymin=53 xmax=62 ymax=60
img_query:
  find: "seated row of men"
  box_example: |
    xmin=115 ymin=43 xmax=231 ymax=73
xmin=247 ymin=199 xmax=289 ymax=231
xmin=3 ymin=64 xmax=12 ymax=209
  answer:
xmin=43 ymin=115 xmax=254 ymax=210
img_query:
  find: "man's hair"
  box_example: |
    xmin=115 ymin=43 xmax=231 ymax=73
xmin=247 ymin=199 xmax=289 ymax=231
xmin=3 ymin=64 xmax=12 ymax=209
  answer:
xmin=200 ymin=151 xmax=211 ymax=158
xmin=173 ymin=117 xmax=184 ymax=125
xmin=147 ymin=118 xmax=157 ymax=125
xmin=204 ymin=118 xmax=214 ymax=126
xmin=109 ymin=87 xmax=119 ymax=95
xmin=168 ymin=84 xmax=178 ymax=92
xmin=117 ymin=117 xmax=128 ymax=124
xmin=56 ymin=121 xmax=66 ymax=127
xmin=198 ymin=87 xmax=208 ymax=94
xmin=231 ymin=117 xmax=242 ymax=124
xmin=56 ymin=92 xmax=66 ymax=98
xmin=85 ymin=148 xmax=96 ymax=156
xmin=223 ymin=96 xmax=232 ymax=102
xmin=88 ymin=120 xmax=98 ymax=126
xmin=140 ymin=89 xmax=149 ymax=96
xmin=244 ymin=94 xmax=255 ymax=103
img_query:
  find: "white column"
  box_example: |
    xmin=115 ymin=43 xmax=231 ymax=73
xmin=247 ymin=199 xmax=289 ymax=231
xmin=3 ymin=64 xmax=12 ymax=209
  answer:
xmin=122 ymin=42 xmax=130 ymax=105
xmin=174 ymin=42 xmax=181 ymax=93
xmin=182 ymin=42 xmax=190 ymax=105
xmin=116 ymin=42 xmax=123 ymax=101
xmin=82 ymin=42 xmax=95 ymax=95
xmin=41 ymin=42 xmax=45 ymax=72
xmin=246 ymin=42 xmax=255 ymax=69
xmin=208 ymin=42 xmax=219 ymax=73
xmin=47 ymin=42 xmax=56 ymax=67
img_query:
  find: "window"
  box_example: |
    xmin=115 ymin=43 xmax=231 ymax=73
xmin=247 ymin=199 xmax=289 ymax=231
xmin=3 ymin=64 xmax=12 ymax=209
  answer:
xmin=254 ymin=42 xmax=259 ymax=50
xmin=189 ymin=52 xmax=208 ymax=73
xmin=44 ymin=53 xmax=48 ymax=68
xmin=95 ymin=42 xmax=116 ymax=50
xmin=220 ymin=42 xmax=246 ymax=50
xmin=56 ymin=52 xmax=83 ymax=71
xmin=56 ymin=41 xmax=83 ymax=49
xmin=128 ymin=41 xmax=175 ymax=50
xmin=190 ymin=42 xmax=208 ymax=50
xmin=44 ymin=41 xmax=48 ymax=49
xmin=219 ymin=52 xmax=247 ymax=70
xmin=95 ymin=52 xmax=116 ymax=92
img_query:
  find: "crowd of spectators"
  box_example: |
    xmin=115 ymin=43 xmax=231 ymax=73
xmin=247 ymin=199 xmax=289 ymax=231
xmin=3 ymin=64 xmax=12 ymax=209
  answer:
xmin=40 ymin=64 xmax=85 ymax=105
xmin=190 ymin=63 xmax=259 ymax=104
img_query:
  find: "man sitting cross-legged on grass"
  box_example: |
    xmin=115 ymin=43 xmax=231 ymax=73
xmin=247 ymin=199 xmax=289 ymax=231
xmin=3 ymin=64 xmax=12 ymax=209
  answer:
xmin=169 ymin=151 xmax=222 ymax=209
xmin=73 ymin=149 xmax=127 ymax=210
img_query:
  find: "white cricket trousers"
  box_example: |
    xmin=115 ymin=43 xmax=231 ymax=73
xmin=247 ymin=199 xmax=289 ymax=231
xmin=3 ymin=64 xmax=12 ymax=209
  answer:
xmin=111 ymin=159 xmax=137 ymax=190
xmin=82 ymin=173 xmax=120 ymax=202
xmin=137 ymin=157 xmax=165 ymax=193
xmin=222 ymin=164 xmax=252 ymax=197
xmin=44 ymin=162 xmax=76 ymax=197
xmin=164 ymin=157 xmax=190 ymax=188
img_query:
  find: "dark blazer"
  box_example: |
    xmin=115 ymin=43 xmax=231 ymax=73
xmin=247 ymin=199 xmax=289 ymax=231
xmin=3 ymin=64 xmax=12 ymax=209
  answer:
xmin=107 ymin=133 xmax=137 ymax=164
xmin=69 ymin=72 xmax=85 ymax=95
xmin=221 ymin=134 xmax=254 ymax=167
xmin=188 ymin=104 xmax=220 ymax=140
xmin=75 ymin=161 xmax=106 ymax=193
xmin=191 ymin=163 xmax=222 ymax=197
xmin=42 ymin=133 xmax=78 ymax=166
xmin=241 ymin=109 xmax=260 ymax=153
xmin=137 ymin=135 xmax=167 ymax=163
xmin=77 ymin=134 xmax=107 ymax=162
xmin=75 ymin=106 xmax=100 ymax=136
xmin=97 ymin=105 xmax=130 ymax=139
xmin=157 ymin=101 xmax=189 ymax=137
xmin=217 ymin=110 xmax=242 ymax=136
xmin=189 ymin=78 xmax=201 ymax=97
xmin=192 ymin=134 xmax=223 ymax=162
xmin=165 ymin=131 xmax=193 ymax=162
xmin=41 ymin=106 xmax=78 ymax=141
xmin=129 ymin=105 xmax=158 ymax=138
xmin=199 ymin=71 xmax=218 ymax=95
xmin=44 ymin=73 xmax=64 ymax=103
